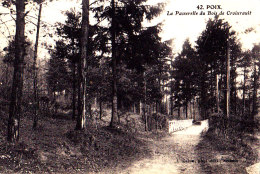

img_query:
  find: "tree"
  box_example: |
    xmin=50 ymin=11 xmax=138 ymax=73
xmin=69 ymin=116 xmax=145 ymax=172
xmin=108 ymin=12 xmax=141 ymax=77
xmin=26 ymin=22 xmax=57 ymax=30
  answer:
xmin=110 ymin=0 xmax=117 ymax=127
xmin=47 ymin=41 xmax=70 ymax=96
xmin=238 ymin=50 xmax=252 ymax=115
xmin=7 ymin=0 xmax=26 ymax=142
xmin=195 ymin=16 xmax=228 ymax=118
xmin=180 ymin=40 xmax=196 ymax=117
xmin=32 ymin=0 xmax=43 ymax=129
xmin=91 ymin=0 xmax=165 ymax=127
xmin=171 ymin=39 xmax=197 ymax=118
xmin=195 ymin=16 xmax=241 ymax=118
xmin=49 ymin=6 xmax=110 ymax=123
xmin=251 ymin=44 xmax=260 ymax=117
xmin=56 ymin=9 xmax=81 ymax=120
xmin=75 ymin=0 xmax=90 ymax=130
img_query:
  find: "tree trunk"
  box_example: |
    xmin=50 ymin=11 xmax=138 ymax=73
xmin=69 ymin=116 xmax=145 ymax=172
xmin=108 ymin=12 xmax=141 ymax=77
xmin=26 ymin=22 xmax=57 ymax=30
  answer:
xmin=72 ymin=62 xmax=76 ymax=120
xmin=219 ymin=71 xmax=223 ymax=102
xmin=248 ymin=89 xmax=251 ymax=118
xmin=170 ymin=57 xmax=174 ymax=116
xmin=144 ymin=72 xmax=148 ymax=131
xmin=53 ymin=91 xmax=58 ymax=115
xmin=7 ymin=0 xmax=25 ymax=142
xmin=243 ymin=68 xmax=246 ymax=115
xmin=193 ymin=100 xmax=196 ymax=120
xmin=216 ymin=74 xmax=219 ymax=113
xmin=178 ymin=106 xmax=180 ymax=118
xmin=110 ymin=0 xmax=118 ymax=127
xmin=190 ymin=101 xmax=192 ymax=119
xmin=76 ymin=0 xmax=89 ymax=130
xmin=210 ymin=64 xmax=214 ymax=112
xmin=140 ymin=101 xmax=143 ymax=115
xmin=185 ymin=102 xmax=188 ymax=118
xmin=226 ymin=35 xmax=230 ymax=118
xmin=170 ymin=96 xmax=173 ymax=116
xmin=252 ymin=63 xmax=257 ymax=117
xmin=33 ymin=2 xmax=42 ymax=129
xmin=234 ymin=77 xmax=237 ymax=115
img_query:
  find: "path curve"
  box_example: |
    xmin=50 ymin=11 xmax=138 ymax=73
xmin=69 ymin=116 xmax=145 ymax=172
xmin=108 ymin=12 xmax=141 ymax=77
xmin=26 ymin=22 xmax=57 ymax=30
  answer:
xmin=119 ymin=120 xmax=209 ymax=174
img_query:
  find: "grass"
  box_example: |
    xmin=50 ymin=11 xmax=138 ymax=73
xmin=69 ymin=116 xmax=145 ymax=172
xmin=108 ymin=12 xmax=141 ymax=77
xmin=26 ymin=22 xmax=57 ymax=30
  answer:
xmin=0 ymin=108 xmax=167 ymax=173
xmin=196 ymin=114 xmax=259 ymax=174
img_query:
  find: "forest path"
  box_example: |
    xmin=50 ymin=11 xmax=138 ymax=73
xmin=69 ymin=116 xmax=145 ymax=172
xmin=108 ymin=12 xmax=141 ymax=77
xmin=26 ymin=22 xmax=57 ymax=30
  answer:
xmin=114 ymin=120 xmax=209 ymax=174
xmin=246 ymin=115 xmax=260 ymax=174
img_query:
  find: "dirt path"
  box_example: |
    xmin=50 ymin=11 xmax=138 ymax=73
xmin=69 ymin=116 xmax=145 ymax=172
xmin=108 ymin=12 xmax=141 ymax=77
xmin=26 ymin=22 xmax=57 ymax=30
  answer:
xmin=114 ymin=120 xmax=209 ymax=174
xmin=246 ymin=124 xmax=260 ymax=174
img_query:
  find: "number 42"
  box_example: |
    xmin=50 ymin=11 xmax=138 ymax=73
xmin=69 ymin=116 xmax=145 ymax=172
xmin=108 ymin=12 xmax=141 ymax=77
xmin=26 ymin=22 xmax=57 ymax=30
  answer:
xmin=197 ymin=5 xmax=204 ymax=10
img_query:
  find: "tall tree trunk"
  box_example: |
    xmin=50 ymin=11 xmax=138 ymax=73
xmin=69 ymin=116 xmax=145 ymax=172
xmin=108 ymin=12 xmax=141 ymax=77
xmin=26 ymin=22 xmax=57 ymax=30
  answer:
xmin=170 ymin=96 xmax=173 ymax=116
xmin=170 ymin=57 xmax=174 ymax=116
xmin=193 ymin=100 xmax=195 ymax=120
xmin=190 ymin=101 xmax=192 ymax=119
xmin=144 ymin=72 xmax=148 ymax=131
xmin=226 ymin=34 xmax=230 ymax=118
xmin=140 ymin=101 xmax=143 ymax=115
xmin=210 ymin=64 xmax=214 ymax=112
xmin=53 ymin=91 xmax=58 ymax=115
xmin=219 ymin=70 xmax=223 ymax=104
xmin=76 ymin=59 xmax=82 ymax=125
xmin=72 ymin=62 xmax=76 ymax=120
xmin=252 ymin=63 xmax=257 ymax=117
xmin=110 ymin=0 xmax=118 ymax=127
xmin=158 ymin=72 xmax=162 ymax=114
xmin=76 ymin=0 xmax=89 ymax=130
xmin=248 ymin=88 xmax=251 ymax=118
xmin=234 ymin=77 xmax=237 ymax=115
xmin=216 ymin=74 xmax=219 ymax=113
xmin=71 ymin=38 xmax=77 ymax=120
xmin=33 ymin=2 xmax=42 ymax=129
xmin=243 ymin=68 xmax=246 ymax=115
xmin=7 ymin=0 xmax=25 ymax=142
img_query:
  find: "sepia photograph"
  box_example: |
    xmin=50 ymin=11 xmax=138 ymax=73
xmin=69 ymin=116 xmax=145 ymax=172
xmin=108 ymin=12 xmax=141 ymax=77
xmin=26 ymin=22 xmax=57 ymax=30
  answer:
xmin=0 ymin=0 xmax=259 ymax=173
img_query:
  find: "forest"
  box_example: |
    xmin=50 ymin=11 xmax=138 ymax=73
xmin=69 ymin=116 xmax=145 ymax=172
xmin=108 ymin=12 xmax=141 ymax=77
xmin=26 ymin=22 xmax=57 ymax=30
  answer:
xmin=0 ymin=0 xmax=259 ymax=173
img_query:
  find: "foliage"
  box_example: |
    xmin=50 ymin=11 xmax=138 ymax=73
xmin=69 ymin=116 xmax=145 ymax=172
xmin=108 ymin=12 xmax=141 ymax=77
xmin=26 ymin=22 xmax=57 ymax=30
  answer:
xmin=171 ymin=39 xmax=197 ymax=110
xmin=47 ymin=9 xmax=111 ymax=104
xmin=90 ymin=0 xmax=171 ymax=111
xmin=171 ymin=16 xmax=242 ymax=119
xmin=47 ymin=41 xmax=69 ymax=93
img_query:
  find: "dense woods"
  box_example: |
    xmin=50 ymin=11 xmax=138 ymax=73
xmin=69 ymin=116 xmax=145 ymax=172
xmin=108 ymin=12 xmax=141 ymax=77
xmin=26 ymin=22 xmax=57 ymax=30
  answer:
xmin=0 ymin=0 xmax=259 ymax=140
xmin=0 ymin=0 xmax=259 ymax=173
xmin=0 ymin=0 xmax=259 ymax=141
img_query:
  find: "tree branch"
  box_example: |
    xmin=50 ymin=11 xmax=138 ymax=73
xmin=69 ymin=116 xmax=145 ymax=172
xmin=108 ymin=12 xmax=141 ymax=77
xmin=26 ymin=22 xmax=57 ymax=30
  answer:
xmin=0 ymin=19 xmax=13 ymax=25
xmin=90 ymin=0 xmax=99 ymax=7
xmin=25 ymin=19 xmax=37 ymax=26
xmin=0 ymin=17 xmax=12 ymax=37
